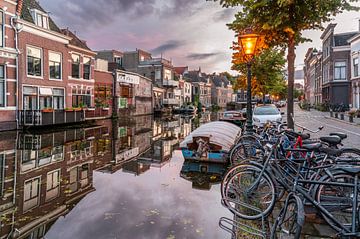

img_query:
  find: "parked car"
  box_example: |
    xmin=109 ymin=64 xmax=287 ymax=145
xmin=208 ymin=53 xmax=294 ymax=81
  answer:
xmin=275 ymin=100 xmax=286 ymax=108
xmin=253 ymin=105 xmax=283 ymax=126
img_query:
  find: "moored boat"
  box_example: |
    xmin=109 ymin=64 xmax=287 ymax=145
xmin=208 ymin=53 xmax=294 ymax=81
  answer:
xmin=180 ymin=121 xmax=242 ymax=163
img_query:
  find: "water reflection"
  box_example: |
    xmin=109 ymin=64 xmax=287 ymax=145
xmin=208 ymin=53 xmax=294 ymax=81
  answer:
xmin=0 ymin=113 xmax=230 ymax=239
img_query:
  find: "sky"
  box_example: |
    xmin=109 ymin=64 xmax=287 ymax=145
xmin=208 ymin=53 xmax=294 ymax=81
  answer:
xmin=41 ymin=0 xmax=360 ymax=73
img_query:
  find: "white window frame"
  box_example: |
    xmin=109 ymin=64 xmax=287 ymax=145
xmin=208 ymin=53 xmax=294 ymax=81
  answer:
xmin=23 ymin=176 xmax=41 ymax=212
xmin=83 ymin=56 xmax=91 ymax=80
xmin=30 ymin=9 xmax=49 ymax=29
xmin=46 ymin=169 xmax=60 ymax=201
xmin=48 ymin=51 xmax=62 ymax=81
xmin=26 ymin=45 xmax=43 ymax=79
xmin=0 ymin=11 xmax=4 ymax=48
xmin=353 ymin=57 xmax=359 ymax=78
xmin=71 ymin=54 xmax=81 ymax=79
xmin=0 ymin=65 xmax=6 ymax=108
xmin=22 ymin=85 xmax=66 ymax=110
xmin=334 ymin=61 xmax=347 ymax=81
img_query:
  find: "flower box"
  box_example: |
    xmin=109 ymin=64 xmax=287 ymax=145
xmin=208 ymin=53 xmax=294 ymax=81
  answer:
xmin=42 ymin=108 xmax=54 ymax=113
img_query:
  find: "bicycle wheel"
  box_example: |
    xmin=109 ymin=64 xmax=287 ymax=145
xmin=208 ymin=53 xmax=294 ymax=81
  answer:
xmin=230 ymin=141 xmax=264 ymax=165
xmin=223 ymin=165 xmax=276 ymax=220
xmin=271 ymin=196 xmax=304 ymax=239
xmin=315 ymin=171 xmax=358 ymax=233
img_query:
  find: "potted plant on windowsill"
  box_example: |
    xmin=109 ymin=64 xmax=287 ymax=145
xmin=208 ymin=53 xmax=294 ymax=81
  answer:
xmin=42 ymin=107 xmax=54 ymax=113
xmin=102 ymin=103 xmax=110 ymax=111
xmin=86 ymin=107 xmax=95 ymax=111
xmin=65 ymin=107 xmax=74 ymax=112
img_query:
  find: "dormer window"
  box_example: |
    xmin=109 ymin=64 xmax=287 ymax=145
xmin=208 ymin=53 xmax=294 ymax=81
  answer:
xmin=31 ymin=9 xmax=49 ymax=29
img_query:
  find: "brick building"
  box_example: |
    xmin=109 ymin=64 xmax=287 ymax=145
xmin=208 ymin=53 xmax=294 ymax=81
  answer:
xmin=349 ymin=24 xmax=360 ymax=109
xmin=210 ymin=74 xmax=233 ymax=108
xmin=0 ymin=0 xmax=19 ymax=130
xmin=321 ymin=24 xmax=356 ymax=105
xmin=185 ymin=68 xmax=212 ymax=108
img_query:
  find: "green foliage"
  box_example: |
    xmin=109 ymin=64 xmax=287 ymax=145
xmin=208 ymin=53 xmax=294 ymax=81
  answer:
xmin=233 ymin=48 xmax=287 ymax=98
xmin=213 ymin=0 xmax=359 ymax=128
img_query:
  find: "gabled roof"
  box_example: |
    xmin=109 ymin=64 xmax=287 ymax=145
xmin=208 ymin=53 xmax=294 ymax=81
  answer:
xmin=185 ymin=70 xmax=208 ymax=83
xmin=21 ymin=0 xmax=61 ymax=33
xmin=210 ymin=75 xmax=230 ymax=88
xmin=61 ymin=29 xmax=93 ymax=52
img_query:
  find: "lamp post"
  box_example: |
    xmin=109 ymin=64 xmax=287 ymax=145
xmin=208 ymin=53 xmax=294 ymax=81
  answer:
xmin=238 ymin=30 xmax=260 ymax=135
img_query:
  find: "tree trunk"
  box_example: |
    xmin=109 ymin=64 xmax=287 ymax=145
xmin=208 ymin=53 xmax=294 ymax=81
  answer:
xmin=262 ymin=92 xmax=266 ymax=104
xmin=287 ymin=35 xmax=296 ymax=129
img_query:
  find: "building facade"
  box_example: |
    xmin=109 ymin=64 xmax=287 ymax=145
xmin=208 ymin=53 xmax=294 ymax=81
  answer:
xmin=210 ymin=74 xmax=233 ymax=108
xmin=320 ymin=24 xmax=356 ymax=105
xmin=0 ymin=0 xmax=18 ymax=131
xmin=185 ymin=69 xmax=212 ymax=108
xmin=349 ymin=28 xmax=360 ymax=109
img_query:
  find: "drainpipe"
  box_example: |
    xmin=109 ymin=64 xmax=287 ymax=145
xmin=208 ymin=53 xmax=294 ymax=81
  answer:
xmin=11 ymin=1 xmax=24 ymax=129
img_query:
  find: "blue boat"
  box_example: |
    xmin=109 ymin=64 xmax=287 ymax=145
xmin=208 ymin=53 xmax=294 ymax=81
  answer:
xmin=180 ymin=121 xmax=242 ymax=163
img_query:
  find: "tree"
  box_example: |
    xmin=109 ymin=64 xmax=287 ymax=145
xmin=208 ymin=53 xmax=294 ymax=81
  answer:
xmin=233 ymin=48 xmax=287 ymax=101
xmin=214 ymin=0 xmax=358 ymax=128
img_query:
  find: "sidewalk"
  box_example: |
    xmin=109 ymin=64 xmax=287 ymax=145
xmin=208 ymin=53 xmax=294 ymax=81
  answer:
xmin=301 ymin=108 xmax=360 ymax=127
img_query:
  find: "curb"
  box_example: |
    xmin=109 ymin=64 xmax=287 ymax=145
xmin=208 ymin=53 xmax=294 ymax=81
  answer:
xmin=324 ymin=116 xmax=360 ymax=127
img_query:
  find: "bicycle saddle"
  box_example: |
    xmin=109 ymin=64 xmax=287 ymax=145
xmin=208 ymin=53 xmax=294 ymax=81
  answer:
xmin=336 ymin=166 xmax=360 ymax=175
xmin=302 ymin=139 xmax=318 ymax=145
xmin=329 ymin=132 xmax=347 ymax=140
xmin=319 ymin=136 xmax=341 ymax=145
xmin=302 ymin=143 xmax=322 ymax=151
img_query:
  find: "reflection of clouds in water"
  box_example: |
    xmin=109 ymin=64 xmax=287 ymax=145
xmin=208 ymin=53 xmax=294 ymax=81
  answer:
xmin=46 ymin=152 xmax=231 ymax=239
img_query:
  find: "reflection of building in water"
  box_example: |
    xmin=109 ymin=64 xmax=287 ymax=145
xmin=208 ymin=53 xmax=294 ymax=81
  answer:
xmin=180 ymin=161 xmax=227 ymax=190
xmin=0 ymin=124 xmax=113 ymax=239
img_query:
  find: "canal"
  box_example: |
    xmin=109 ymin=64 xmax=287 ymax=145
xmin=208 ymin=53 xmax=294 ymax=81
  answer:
xmin=0 ymin=113 xmax=234 ymax=239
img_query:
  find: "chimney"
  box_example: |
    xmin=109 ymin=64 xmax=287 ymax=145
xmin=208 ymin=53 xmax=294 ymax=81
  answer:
xmin=16 ymin=0 xmax=23 ymax=16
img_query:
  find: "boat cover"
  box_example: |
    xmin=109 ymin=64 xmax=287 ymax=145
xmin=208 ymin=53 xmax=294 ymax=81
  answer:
xmin=180 ymin=121 xmax=242 ymax=152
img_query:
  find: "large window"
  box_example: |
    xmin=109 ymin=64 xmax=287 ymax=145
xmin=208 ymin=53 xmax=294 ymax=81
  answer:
xmin=27 ymin=46 xmax=42 ymax=77
xmin=72 ymin=86 xmax=92 ymax=107
xmin=354 ymin=58 xmax=359 ymax=77
xmin=94 ymin=84 xmax=112 ymax=107
xmin=23 ymin=86 xmax=38 ymax=110
xmin=24 ymin=177 xmax=40 ymax=211
xmin=83 ymin=57 xmax=91 ymax=80
xmin=0 ymin=65 xmax=4 ymax=107
xmin=53 ymin=88 xmax=64 ymax=109
xmin=71 ymin=54 xmax=80 ymax=78
xmin=334 ymin=61 xmax=347 ymax=81
xmin=46 ymin=169 xmax=60 ymax=201
xmin=0 ymin=11 xmax=4 ymax=47
xmin=49 ymin=52 xmax=61 ymax=80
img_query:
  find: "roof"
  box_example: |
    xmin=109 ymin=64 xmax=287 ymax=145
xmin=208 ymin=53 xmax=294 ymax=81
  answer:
xmin=320 ymin=23 xmax=337 ymax=40
xmin=21 ymin=0 xmax=61 ymax=33
xmin=174 ymin=66 xmax=188 ymax=75
xmin=61 ymin=29 xmax=93 ymax=52
xmin=210 ymin=75 xmax=230 ymax=88
xmin=334 ymin=32 xmax=358 ymax=46
xmin=184 ymin=70 xmax=208 ymax=83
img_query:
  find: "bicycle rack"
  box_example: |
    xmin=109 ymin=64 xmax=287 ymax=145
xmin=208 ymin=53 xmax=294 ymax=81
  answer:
xmin=219 ymin=215 xmax=268 ymax=238
xmin=220 ymin=199 xmax=268 ymax=238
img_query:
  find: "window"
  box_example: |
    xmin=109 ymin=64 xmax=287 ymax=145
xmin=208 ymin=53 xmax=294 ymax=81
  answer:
xmin=46 ymin=170 xmax=60 ymax=201
xmin=334 ymin=61 xmax=346 ymax=81
xmin=83 ymin=57 xmax=91 ymax=80
xmin=49 ymin=52 xmax=61 ymax=79
xmin=114 ymin=57 xmax=122 ymax=65
xmin=71 ymin=54 xmax=80 ymax=78
xmin=164 ymin=69 xmax=172 ymax=80
xmin=53 ymin=88 xmax=64 ymax=109
xmin=32 ymin=10 xmax=49 ymax=29
xmin=24 ymin=177 xmax=40 ymax=211
xmin=0 ymin=11 xmax=4 ymax=47
xmin=23 ymin=86 xmax=38 ymax=110
xmin=27 ymin=46 xmax=42 ymax=77
xmin=0 ymin=65 xmax=4 ymax=107
xmin=72 ymin=86 xmax=92 ymax=107
xmin=354 ymin=58 xmax=359 ymax=77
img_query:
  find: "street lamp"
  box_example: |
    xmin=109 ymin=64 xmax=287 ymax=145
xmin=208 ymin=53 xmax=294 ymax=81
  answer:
xmin=239 ymin=29 xmax=260 ymax=135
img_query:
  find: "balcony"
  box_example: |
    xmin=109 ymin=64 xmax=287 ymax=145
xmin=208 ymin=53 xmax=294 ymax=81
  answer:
xmin=163 ymin=98 xmax=180 ymax=105
xmin=163 ymin=79 xmax=179 ymax=87
xmin=19 ymin=110 xmax=85 ymax=127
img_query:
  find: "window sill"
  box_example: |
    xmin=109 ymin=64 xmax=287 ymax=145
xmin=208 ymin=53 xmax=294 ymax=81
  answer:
xmin=27 ymin=75 xmax=43 ymax=80
xmin=49 ymin=78 xmax=62 ymax=81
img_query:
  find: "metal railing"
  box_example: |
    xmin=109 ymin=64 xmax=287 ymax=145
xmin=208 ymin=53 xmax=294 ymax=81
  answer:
xmin=18 ymin=110 xmax=85 ymax=126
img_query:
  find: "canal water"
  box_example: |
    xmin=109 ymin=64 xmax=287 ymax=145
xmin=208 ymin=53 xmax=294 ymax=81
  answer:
xmin=0 ymin=113 xmax=234 ymax=239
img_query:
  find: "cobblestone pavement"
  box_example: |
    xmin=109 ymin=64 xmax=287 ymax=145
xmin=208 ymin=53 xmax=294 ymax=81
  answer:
xmin=290 ymin=105 xmax=360 ymax=148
